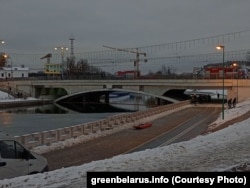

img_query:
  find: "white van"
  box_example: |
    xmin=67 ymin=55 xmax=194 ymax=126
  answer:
xmin=0 ymin=133 xmax=49 ymax=180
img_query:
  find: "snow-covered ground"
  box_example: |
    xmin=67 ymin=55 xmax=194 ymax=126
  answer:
xmin=0 ymin=91 xmax=14 ymax=100
xmin=0 ymin=92 xmax=250 ymax=187
xmin=0 ymin=91 xmax=38 ymax=102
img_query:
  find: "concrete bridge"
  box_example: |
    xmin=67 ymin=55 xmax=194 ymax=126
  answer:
xmin=0 ymin=79 xmax=249 ymax=103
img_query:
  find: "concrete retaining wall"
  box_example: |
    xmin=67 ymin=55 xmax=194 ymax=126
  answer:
xmin=14 ymin=100 xmax=191 ymax=149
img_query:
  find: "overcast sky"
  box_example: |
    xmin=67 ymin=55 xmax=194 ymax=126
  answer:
xmin=1 ymin=0 xmax=250 ymax=73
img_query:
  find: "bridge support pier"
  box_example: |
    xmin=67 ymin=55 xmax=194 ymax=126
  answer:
xmin=105 ymin=93 xmax=109 ymax=104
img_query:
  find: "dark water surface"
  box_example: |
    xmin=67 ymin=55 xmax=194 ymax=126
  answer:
xmin=0 ymin=103 xmax=125 ymax=136
xmin=0 ymin=96 xmax=150 ymax=136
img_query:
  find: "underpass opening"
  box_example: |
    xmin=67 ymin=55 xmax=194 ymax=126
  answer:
xmin=163 ymin=89 xmax=189 ymax=101
xmin=54 ymin=89 xmax=176 ymax=113
xmin=35 ymin=87 xmax=68 ymax=100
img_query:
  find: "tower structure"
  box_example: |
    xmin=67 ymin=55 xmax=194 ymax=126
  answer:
xmin=69 ymin=35 xmax=75 ymax=62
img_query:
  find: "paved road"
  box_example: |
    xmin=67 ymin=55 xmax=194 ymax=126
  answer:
xmin=127 ymin=106 xmax=220 ymax=153
xmin=43 ymin=106 xmax=221 ymax=171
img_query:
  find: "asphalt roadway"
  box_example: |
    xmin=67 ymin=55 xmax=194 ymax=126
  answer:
xmin=43 ymin=106 xmax=221 ymax=171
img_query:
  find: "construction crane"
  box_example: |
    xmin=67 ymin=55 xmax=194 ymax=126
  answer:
xmin=103 ymin=45 xmax=147 ymax=78
xmin=40 ymin=53 xmax=52 ymax=64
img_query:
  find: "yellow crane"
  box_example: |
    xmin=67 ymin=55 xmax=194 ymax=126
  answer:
xmin=103 ymin=45 xmax=147 ymax=78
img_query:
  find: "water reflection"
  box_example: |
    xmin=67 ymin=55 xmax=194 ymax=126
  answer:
xmin=56 ymin=92 xmax=156 ymax=113
xmin=0 ymin=104 xmax=69 ymax=114
xmin=0 ymin=93 xmax=166 ymax=136
xmin=35 ymin=104 xmax=69 ymax=114
xmin=0 ymin=93 xmax=165 ymax=115
xmin=0 ymin=112 xmax=12 ymax=125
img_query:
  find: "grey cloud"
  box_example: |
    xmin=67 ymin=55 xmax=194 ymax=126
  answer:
xmin=1 ymin=0 xmax=250 ymax=73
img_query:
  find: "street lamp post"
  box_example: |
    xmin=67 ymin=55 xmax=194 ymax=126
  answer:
xmin=233 ymin=63 xmax=238 ymax=103
xmin=54 ymin=46 xmax=68 ymax=79
xmin=3 ymin=54 xmax=13 ymax=78
xmin=0 ymin=40 xmax=5 ymax=44
xmin=4 ymin=54 xmax=13 ymax=78
xmin=216 ymin=45 xmax=225 ymax=120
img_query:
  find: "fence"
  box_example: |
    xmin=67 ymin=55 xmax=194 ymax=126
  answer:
xmin=14 ymin=100 xmax=191 ymax=149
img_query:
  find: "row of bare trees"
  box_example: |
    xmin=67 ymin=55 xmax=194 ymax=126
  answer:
xmin=63 ymin=57 xmax=107 ymax=78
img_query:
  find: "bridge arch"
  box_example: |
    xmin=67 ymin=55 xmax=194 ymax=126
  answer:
xmin=54 ymin=88 xmax=180 ymax=112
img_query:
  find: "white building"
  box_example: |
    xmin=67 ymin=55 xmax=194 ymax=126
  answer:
xmin=0 ymin=66 xmax=29 ymax=79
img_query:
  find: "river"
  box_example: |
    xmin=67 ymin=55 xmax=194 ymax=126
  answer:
xmin=0 ymin=93 xmax=152 ymax=136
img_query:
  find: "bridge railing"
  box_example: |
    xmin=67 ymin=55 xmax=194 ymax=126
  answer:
xmin=14 ymin=100 xmax=191 ymax=150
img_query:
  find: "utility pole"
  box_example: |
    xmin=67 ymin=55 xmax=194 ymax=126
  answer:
xmin=103 ymin=45 xmax=147 ymax=78
xmin=69 ymin=36 xmax=75 ymax=77
xmin=69 ymin=36 xmax=75 ymax=62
